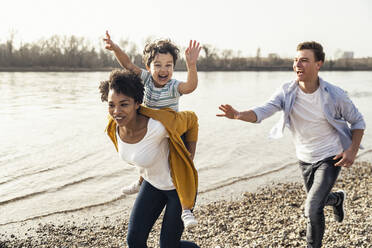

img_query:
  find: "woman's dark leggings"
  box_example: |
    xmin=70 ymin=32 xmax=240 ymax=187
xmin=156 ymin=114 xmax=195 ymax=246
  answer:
xmin=126 ymin=180 xmax=199 ymax=248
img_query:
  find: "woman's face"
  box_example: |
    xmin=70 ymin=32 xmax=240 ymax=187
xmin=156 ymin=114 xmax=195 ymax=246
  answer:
xmin=108 ymin=89 xmax=140 ymax=127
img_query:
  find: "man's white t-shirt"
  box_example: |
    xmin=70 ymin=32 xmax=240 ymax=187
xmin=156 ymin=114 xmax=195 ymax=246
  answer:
xmin=289 ymin=87 xmax=343 ymax=163
xmin=116 ymin=118 xmax=175 ymax=190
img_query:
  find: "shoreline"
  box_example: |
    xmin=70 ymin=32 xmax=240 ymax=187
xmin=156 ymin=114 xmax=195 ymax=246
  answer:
xmin=0 ymin=161 xmax=370 ymax=247
xmin=0 ymin=161 xmax=300 ymax=237
xmin=2 ymin=67 xmax=372 ymax=72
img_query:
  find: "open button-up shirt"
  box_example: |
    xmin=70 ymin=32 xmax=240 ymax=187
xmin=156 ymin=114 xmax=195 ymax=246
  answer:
xmin=252 ymin=77 xmax=366 ymax=150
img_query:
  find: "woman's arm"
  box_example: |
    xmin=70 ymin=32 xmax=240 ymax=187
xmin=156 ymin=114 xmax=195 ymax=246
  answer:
xmin=185 ymin=141 xmax=197 ymax=160
xmin=177 ymin=111 xmax=199 ymax=144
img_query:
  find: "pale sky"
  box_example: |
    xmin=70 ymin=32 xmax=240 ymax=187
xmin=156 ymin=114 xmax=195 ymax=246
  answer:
xmin=1 ymin=0 xmax=372 ymax=58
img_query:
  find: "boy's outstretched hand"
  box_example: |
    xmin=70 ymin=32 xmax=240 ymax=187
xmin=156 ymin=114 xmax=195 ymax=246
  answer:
xmin=103 ymin=31 xmax=117 ymax=51
xmin=185 ymin=40 xmax=201 ymax=68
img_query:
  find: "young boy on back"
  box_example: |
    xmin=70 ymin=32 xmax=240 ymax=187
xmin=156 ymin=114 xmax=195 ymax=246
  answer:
xmin=103 ymin=31 xmax=201 ymax=228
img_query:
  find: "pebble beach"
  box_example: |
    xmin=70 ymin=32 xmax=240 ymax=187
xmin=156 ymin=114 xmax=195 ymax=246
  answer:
xmin=0 ymin=161 xmax=370 ymax=248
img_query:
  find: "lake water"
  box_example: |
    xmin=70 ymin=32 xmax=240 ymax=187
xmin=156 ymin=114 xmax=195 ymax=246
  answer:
xmin=1 ymin=71 xmax=371 ymax=226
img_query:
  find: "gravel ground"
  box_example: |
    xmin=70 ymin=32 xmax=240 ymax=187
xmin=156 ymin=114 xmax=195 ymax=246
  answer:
xmin=0 ymin=161 xmax=370 ymax=248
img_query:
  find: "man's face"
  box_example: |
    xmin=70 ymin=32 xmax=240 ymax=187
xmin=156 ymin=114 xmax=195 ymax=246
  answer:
xmin=293 ymin=49 xmax=323 ymax=82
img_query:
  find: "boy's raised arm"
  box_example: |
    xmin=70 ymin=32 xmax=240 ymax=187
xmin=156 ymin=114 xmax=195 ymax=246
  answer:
xmin=103 ymin=31 xmax=142 ymax=75
xmin=178 ymin=40 xmax=201 ymax=94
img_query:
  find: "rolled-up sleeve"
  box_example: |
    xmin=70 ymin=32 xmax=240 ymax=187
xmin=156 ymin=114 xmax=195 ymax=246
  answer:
xmin=177 ymin=111 xmax=198 ymax=142
xmin=338 ymin=91 xmax=366 ymax=130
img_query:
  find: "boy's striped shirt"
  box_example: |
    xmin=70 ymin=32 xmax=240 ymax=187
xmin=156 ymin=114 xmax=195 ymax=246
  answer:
xmin=140 ymin=69 xmax=182 ymax=111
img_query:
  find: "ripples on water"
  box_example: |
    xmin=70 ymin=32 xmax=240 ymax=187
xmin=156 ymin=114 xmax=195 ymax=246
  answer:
xmin=1 ymin=71 xmax=371 ymax=225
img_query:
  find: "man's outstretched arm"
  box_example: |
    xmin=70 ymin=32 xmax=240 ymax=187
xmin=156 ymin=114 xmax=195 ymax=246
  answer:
xmin=217 ymin=104 xmax=257 ymax=123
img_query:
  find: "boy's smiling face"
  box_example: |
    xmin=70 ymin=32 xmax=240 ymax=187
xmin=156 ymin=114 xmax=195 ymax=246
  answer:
xmin=146 ymin=53 xmax=174 ymax=87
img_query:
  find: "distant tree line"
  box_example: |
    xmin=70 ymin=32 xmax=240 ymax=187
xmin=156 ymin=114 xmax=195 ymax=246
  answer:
xmin=0 ymin=35 xmax=119 ymax=70
xmin=1 ymin=35 xmax=372 ymax=71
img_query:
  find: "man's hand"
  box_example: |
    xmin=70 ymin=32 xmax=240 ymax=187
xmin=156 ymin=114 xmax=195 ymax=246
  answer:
xmin=103 ymin=31 xmax=117 ymax=51
xmin=185 ymin=40 xmax=201 ymax=68
xmin=217 ymin=104 xmax=240 ymax=119
xmin=334 ymin=129 xmax=364 ymax=167
xmin=334 ymin=148 xmax=358 ymax=167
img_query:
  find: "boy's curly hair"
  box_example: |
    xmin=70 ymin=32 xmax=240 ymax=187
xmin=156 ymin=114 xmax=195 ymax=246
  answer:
xmin=99 ymin=69 xmax=144 ymax=104
xmin=142 ymin=39 xmax=180 ymax=68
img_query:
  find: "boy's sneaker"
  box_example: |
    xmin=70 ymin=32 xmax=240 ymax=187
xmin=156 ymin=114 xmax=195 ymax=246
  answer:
xmin=333 ymin=190 xmax=346 ymax=222
xmin=122 ymin=180 xmax=141 ymax=195
xmin=181 ymin=210 xmax=198 ymax=229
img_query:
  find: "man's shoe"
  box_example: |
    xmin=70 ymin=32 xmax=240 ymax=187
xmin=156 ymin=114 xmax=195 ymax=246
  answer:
xmin=333 ymin=190 xmax=346 ymax=222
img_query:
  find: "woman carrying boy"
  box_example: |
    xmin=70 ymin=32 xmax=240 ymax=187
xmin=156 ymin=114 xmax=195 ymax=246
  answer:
xmin=103 ymin=32 xmax=201 ymax=228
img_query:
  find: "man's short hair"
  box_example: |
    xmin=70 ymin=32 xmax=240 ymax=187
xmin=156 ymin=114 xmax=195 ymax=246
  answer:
xmin=297 ymin=41 xmax=325 ymax=62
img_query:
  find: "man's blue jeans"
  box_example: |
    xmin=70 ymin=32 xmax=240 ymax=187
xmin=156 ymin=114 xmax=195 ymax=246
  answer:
xmin=127 ymin=180 xmax=199 ymax=248
xmin=299 ymin=156 xmax=342 ymax=248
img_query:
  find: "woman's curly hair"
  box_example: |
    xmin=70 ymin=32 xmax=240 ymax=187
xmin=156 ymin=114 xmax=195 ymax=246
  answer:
xmin=99 ymin=69 xmax=144 ymax=104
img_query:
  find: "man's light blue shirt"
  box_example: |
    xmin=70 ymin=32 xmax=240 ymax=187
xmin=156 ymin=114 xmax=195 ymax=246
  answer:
xmin=252 ymin=77 xmax=366 ymax=150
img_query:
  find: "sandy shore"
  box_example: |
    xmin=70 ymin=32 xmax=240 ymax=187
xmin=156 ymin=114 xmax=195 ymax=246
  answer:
xmin=0 ymin=161 xmax=370 ymax=248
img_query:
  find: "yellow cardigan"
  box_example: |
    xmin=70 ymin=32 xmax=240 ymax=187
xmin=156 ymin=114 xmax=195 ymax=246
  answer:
xmin=105 ymin=105 xmax=198 ymax=209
